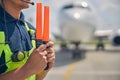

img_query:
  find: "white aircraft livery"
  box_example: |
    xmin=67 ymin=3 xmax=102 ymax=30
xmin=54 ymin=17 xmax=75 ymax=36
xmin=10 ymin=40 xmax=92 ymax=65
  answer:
xmin=58 ymin=1 xmax=99 ymax=43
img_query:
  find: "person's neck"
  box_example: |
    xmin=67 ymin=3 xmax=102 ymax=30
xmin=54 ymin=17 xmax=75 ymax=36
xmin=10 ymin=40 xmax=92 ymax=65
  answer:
xmin=1 ymin=1 xmax=21 ymax=19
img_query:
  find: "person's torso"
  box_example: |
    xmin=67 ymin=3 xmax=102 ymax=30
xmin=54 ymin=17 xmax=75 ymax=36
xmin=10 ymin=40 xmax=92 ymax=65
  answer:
xmin=0 ymin=5 xmax=36 ymax=80
xmin=0 ymin=20 xmax=32 ymax=52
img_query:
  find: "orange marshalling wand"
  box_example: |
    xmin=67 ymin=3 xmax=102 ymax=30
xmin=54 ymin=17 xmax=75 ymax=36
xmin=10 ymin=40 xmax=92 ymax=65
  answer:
xmin=43 ymin=6 xmax=50 ymax=70
xmin=36 ymin=3 xmax=43 ymax=48
xmin=36 ymin=3 xmax=42 ymax=40
xmin=36 ymin=3 xmax=50 ymax=70
xmin=43 ymin=6 xmax=50 ymax=43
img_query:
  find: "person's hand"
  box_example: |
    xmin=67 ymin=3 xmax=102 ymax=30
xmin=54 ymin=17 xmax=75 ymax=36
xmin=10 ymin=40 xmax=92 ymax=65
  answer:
xmin=46 ymin=41 xmax=55 ymax=70
xmin=24 ymin=44 xmax=48 ymax=74
xmin=35 ymin=41 xmax=55 ymax=80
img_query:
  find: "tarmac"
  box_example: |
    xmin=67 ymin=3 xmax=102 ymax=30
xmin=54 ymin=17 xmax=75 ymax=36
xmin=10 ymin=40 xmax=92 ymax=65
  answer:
xmin=45 ymin=44 xmax=120 ymax=80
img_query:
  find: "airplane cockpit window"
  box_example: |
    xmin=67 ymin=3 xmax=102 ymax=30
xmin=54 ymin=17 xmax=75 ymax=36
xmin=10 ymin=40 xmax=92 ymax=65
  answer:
xmin=62 ymin=4 xmax=74 ymax=9
xmin=62 ymin=3 xmax=91 ymax=11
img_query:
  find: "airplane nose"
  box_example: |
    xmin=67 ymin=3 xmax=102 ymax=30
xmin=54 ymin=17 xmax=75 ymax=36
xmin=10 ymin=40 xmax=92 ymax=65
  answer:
xmin=60 ymin=10 xmax=82 ymax=21
xmin=74 ymin=12 xmax=81 ymax=19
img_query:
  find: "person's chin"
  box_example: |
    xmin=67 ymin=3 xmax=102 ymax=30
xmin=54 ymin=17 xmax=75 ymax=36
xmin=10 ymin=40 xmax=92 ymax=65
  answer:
xmin=21 ymin=5 xmax=30 ymax=9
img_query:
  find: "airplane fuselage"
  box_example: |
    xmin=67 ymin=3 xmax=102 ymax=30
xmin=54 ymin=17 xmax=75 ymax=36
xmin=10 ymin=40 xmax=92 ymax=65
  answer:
xmin=58 ymin=2 xmax=98 ymax=43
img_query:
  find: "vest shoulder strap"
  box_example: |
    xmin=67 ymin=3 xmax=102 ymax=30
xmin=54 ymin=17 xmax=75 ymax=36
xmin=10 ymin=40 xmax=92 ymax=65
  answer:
xmin=24 ymin=22 xmax=36 ymax=54
xmin=0 ymin=32 xmax=5 ymax=43
xmin=24 ymin=22 xmax=35 ymax=35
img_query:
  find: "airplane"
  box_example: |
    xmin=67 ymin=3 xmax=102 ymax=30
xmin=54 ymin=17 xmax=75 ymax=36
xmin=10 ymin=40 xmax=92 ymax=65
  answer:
xmin=53 ymin=0 xmax=99 ymax=59
xmin=94 ymin=29 xmax=120 ymax=50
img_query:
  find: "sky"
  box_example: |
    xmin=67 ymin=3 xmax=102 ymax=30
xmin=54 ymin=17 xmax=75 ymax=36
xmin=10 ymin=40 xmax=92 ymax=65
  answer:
xmin=23 ymin=0 xmax=120 ymax=33
xmin=87 ymin=0 xmax=120 ymax=30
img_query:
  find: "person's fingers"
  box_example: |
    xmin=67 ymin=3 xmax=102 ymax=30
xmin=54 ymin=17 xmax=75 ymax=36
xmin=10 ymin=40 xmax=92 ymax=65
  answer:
xmin=47 ymin=56 xmax=55 ymax=62
xmin=47 ymin=52 xmax=55 ymax=58
xmin=46 ymin=41 xmax=54 ymax=47
xmin=46 ymin=48 xmax=54 ymax=53
xmin=36 ymin=41 xmax=54 ymax=53
xmin=40 ymin=51 xmax=47 ymax=56
xmin=37 ymin=44 xmax=47 ymax=52
xmin=48 ymin=62 xmax=54 ymax=69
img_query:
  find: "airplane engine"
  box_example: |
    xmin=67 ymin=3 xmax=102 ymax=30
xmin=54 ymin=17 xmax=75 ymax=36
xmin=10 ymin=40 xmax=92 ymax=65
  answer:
xmin=58 ymin=1 xmax=99 ymax=43
xmin=110 ymin=34 xmax=120 ymax=46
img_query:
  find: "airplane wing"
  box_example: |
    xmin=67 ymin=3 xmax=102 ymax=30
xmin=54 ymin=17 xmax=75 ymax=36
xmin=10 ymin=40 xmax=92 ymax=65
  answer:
xmin=95 ymin=29 xmax=120 ymax=46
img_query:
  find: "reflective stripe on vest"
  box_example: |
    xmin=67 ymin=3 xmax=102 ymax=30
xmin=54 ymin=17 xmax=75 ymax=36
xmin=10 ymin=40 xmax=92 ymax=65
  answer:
xmin=0 ymin=23 xmax=36 ymax=80
xmin=24 ymin=22 xmax=36 ymax=54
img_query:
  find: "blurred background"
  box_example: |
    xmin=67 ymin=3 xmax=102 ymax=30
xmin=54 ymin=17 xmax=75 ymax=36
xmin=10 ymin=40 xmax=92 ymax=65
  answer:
xmin=23 ymin=0 xmax=120 ymax=80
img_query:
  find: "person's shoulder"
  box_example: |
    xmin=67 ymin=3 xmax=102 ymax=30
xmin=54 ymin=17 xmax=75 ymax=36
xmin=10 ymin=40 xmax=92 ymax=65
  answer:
xmin=26 ymin=21 xmax=36 ymax=30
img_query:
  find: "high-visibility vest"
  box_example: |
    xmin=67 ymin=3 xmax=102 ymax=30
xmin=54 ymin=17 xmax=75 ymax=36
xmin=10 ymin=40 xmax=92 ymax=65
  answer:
xmin=0 ymin=22 xmax=36 ymax=80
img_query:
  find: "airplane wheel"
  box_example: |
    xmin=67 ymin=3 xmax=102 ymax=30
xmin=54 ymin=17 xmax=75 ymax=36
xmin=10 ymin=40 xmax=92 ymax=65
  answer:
xmin=72 ymin=49 xmax=80 ymax=59
xmin=72 ymin=49 xmax=85 ymax=60
xmin=96 ymin=43 xmax=105 ymax=51
xmin=60 ymin=43 xmax=68 ymax=50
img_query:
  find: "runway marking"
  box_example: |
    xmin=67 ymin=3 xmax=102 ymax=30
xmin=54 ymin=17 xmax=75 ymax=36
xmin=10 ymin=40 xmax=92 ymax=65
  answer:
xmin=62 ymin=61 xmax=77 ymax=80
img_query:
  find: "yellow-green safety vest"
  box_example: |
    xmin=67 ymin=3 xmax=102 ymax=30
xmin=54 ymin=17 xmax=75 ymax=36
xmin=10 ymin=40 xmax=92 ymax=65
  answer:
xmin=0 ymin=22 xmax=36 ymax=80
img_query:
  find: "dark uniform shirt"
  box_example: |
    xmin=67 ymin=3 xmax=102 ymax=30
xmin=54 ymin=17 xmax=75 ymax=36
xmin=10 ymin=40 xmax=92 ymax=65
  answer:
xmin=0 ymin=6 xmax=35 ymax=53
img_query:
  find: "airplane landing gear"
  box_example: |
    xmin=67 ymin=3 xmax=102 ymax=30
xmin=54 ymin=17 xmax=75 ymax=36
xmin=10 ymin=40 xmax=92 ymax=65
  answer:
xmin=96 ymin=39 xmax=105 ymax=51
xmin=60 ymin=41 xmax=68 ymax=51
xmin=60 ymin=41 xmax=86 ymax=60
xmin=72 ymin=42 xmax=85 ymax=60
xmin=96 ymin=43 xmax=105 ymax=51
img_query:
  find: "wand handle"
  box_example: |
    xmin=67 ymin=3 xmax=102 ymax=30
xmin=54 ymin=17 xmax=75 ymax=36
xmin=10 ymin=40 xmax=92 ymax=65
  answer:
xmin=43 ymin=41 xmax=49 ymax=70
xmin=36 ymin=39 xmax=43 ymax=48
